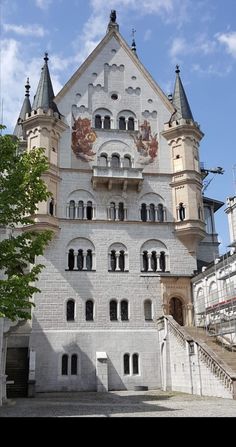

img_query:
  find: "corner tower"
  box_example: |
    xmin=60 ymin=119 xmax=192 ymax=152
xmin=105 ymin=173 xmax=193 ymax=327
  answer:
xmin=162 ymin=66 xmax=206 ymax=255
xmin=22 ymin=53 xmax=68 ymax=232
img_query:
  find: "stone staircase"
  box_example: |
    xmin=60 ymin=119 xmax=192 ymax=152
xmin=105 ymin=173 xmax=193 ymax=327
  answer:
xmin=185 ymin=327 xmax=236 ymax=373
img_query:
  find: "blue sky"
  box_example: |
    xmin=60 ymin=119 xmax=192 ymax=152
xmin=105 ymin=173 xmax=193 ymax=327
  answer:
xmin=1 ymin=0 xmax=236 ymax=253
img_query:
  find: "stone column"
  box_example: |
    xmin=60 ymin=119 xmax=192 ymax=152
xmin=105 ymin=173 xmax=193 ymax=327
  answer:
xmin=147 ymin=253 xmax=152 ymax=272
xmin=115 ymin=206 xmax=119 ymax=221
xmin=83 ymin=205 xmax=87 ymax=220
xmin=146 ymin=206 xmax=150 ymax=222
xmin=124 ymin=252 xmax=129 ymax=271
xmin=92 ymin=205 xmax=96 ymax=219
xmin=115 ymin=252 xmax=120 ymax=271
xmin=83 ymin=253 xmax=87 ymax=270
xmin=92 ymin=251 xmax=96 ymax=271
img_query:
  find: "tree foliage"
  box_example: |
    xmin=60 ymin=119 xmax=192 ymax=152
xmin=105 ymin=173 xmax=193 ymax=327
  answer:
xmin=0 ymin=129 xmax=53 ymax=320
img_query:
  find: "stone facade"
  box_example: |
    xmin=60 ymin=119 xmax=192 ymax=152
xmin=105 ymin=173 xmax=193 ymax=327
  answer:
xmin=7 ymin=15 xmax=209 ymax=394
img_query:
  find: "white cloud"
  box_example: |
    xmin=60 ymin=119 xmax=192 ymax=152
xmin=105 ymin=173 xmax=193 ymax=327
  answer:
xmin=192 ymin=63 xmax=232 ymax=77
xmin=35 ymin=0 xmax=52 ymax=10
xmin=169 ymin=34 xmax=217 ymax=63
xmin=3 ymin=23 xmax=46 ymax=37
xmin=144 ymin=29 xmax=152 ymax=42
xmin=217 ymin=31 xmax=236 ymax=58
xmin=0 ymin=39 xmax=62 ymax=132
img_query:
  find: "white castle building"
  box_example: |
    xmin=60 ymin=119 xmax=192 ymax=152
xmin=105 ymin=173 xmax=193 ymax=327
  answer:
xmin=3 ymin=11 xmax=226 ymax=398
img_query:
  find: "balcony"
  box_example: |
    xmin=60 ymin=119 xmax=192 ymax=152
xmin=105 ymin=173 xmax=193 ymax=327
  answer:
xmin=92 ymin=166 xmax=143 ymax=191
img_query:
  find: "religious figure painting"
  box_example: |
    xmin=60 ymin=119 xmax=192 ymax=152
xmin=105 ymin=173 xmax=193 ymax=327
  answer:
xmin=71 ymin=116 xmax=97 ymax=161
xmin=133 ymin=120 xmax=158 ymax=165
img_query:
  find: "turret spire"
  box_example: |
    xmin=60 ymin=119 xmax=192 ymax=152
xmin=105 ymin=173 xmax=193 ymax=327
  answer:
xmin=32 ymin=52 xmax=60 ymax=115
xmin=171 ymin=65 xmax=194 ymax=122
xmin=13 ymin=77 xmax=32 ymax=138
xmin=131 ymin=28 xmax=138 ymax=57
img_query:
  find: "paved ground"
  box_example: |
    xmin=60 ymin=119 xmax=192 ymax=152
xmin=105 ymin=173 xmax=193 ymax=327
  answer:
xmin=1 ymin=390 xmax=236 ymax=417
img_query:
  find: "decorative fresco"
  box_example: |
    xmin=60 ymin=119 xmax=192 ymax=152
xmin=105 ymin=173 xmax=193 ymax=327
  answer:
xmin=133 ymin=120 xmax=158 ymax=165
xmin=71 ymin=116 xmax=97 ymax=162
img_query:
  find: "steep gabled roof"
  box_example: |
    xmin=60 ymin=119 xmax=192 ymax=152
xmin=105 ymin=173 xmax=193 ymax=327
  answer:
xmin=13 ymin=78 xmax=32 ymax=138
xmin=32 ymin=53 xmax=60 ymax=114
xmin=171 ymin=65 xmax=194 ymax=122
xmin=55 ymin=27 xmax=174 ymax=114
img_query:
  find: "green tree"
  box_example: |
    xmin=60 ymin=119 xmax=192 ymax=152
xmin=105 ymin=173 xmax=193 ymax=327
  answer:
xmin=0 ymin=129 xmax=53 ymax=320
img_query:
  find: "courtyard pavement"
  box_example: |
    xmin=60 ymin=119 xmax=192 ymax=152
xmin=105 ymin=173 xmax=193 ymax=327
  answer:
xmin=0 ymin=390 xmax=236 ymax=417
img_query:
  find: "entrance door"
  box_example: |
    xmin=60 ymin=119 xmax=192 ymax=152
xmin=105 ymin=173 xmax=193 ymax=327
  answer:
xmin=6 ymin=348 xmax=29 ymax=397
xmin=169 ymin=297 xmax=184 ymax=326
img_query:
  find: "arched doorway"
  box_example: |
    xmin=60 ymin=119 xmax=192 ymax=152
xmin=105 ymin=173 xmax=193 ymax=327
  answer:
xmin=169 ymin=297 xmax=184 ymax=326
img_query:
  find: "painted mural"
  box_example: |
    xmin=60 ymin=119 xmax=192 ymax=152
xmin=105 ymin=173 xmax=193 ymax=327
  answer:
xmin=133 ymin=120 xmax=158 ymax=165
xmin=71 ymin=116 xmax=97 ymax=161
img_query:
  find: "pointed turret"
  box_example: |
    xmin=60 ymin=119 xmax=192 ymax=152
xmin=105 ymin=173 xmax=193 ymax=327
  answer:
xmin=13 ymin=78 xmax=32 ymax=138
xmin=171 ymin=65 xmax=194 ymax=122
xmin=107 ymin=10 xmax=119 ymax=32
xmin=32 ymin=53 xmax=60 ymax=115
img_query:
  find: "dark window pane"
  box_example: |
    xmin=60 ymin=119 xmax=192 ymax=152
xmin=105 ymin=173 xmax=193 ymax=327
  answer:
xmin=141 ymin=203 xmax=147 ymax=222
xmin=128 ymin=117 xmax=134 ymax=131
xmin=100 ymin=155 xmax=107 ymax=166
xmin=69 ymin=200 xmax=75 ymax=219
xmin=111 ymin=155 xmax=120 ymax=168
xmin=150 ymin=204 xmax=155 ymax=222
xmin=87 ymin=201 xmax=93 ymax=220
xmin=67 ymin=300 xmax=75 ymax=321
xmin=121 ymin=300 xmax=128 ymax=320
xmin=119 ymin=250 xmax=125 ymax=272
xmin=49 ymin=198 xmax=54 ymax=216
xmin=160 ymin=251 xmax=166 ymax=272
xmin=68 ymin=249 xmax=74 ymax=270
xmin=144 ymin=300 xmax=152 ymax=320
xmin=86 ymin=249 xmax=92 ymax=271
xmin=179 ymin=203 xmax=185 ymax=221
xmin=78 ymin=201 xmax=84 ymax=219
xmin=95 ymin=115 xmax=102 ymax=129
xmin=77 ymin=249 xmax=83 ymax=271
xmin=124 ymin=354 xmax=130 ymax=374
xmin=62 ymin=354 xmax=68 ymax=375
xmin=158 ymin=204 xmax=164 ymax=222
xmin=143 ymin=251 xmax=148 ymax=272
xmin=118 ymin=202 xmax=124 ymax=221
xmin=86 ymin=300 xmax=94 ymax=321
xmin=71 ymin=354 xmax=77 ymax=375
xmin=151 ymin=251 xmax=157 ymax=272
xmin=104 ymin=116 xmax=111 ymax=129
xmin=110 ymin=300 xmax=117 ymax=320
xmin=123 ymin=156 xmax=131 ymax=168
xmin=110 ymin=250 xmax=116 ymax=271
xmin=119 ymin=117 xmax=126 ymax=130
xmin=132 ymin=354 xmax=139 ymax=375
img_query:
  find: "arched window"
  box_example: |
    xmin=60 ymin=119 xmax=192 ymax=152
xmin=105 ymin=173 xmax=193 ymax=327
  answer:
xmin=119 ymin=250 xmax=125 ymax=271
xmin=110 ymin=202 xmax=116 ymax=220
xmin=87 ymin=201 xmax=93 ymax=220
xmin=110 ymin=250 xmax=116 ymax=271
xmin=86 ymin=249 xmax=92 ymax=271
xmin=158 ymin=204 xmax=164 ymax=222
xmin=160 ymin=251 xmax=166 ymax=272
xmin=143 ymin=251 xmax=148 ymax=272
xmin=95 ymin=114 xmax=102 ymax=129
xmin=118 ymin=202 xmax=124 ymax=221
xmin=111 ymin=154 xmax=120 ymax=168
xmin=78 ymin=200 xmax=84 ymax=220
xmin=121 ymin=300 xmax=128 ymax=321
xmin=179 ymin=203 xmax=185 ymax=221
xmin=132 ymin=353 xmax=139 ymax=375
xmin=144 ymin=300 xmax=152 ymax=320
xmin=68 ymin=249 xmax=75 ymax=271
xmin=86 ymin=300 xmax=94 ymax=321
xmin=128 ymin=117 xmax=134 ymax=131
xmin=104 ymin=115 xmax=111 ymax=129
xmin=71 ymin=354 xmax=77 ymax=375
xmin=141 ymin=203 xmax=147 ymax=222
xmin=69 ymin=200 xmax=75 ymax=219
xmin=151 ymin=251 xmax=157 ymax=272
xmin=110 ymin=300 xmax=118 ymax=321
xmin=100 ymin=154 xmax=108 ymax=166
xmin=124 ymin=353 xmax=130 ymax=374
xmin=61 ymin=354 xmax=68 ymax=375
xmin=49 ymin=198 xmax=54 ymax=216
xmin=119 ymin=116 xmax=126 ymax=130
xmin=66 ymin=300 xmax=75 ymax=321
xmin=77 ymin=249 xmax=83 ymax=271
xmin=150 ymin=203 xmax=155 ymax=222
xmin=123 ymin=155 xmax=131 ymax=168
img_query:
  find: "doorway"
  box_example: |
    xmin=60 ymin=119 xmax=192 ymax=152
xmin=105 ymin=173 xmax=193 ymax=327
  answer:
xmin=169 ymin=297 xmax=184 ymax=326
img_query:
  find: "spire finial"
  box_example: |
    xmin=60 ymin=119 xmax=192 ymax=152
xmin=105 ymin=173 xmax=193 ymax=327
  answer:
xmin=25 ymin=77 xmax=30 ymax=97
xmin=110 ymin=10 xmax=116 ymax=23
xmin=44 ymin=52 xmax=49 ymax=63
xmin=175 ymin=64 xmax=180 ymax=74
xmin=107 ymin=10 xmax=119 ymax=32
xmin=131 ymin=28 xmax=137 ymax=55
